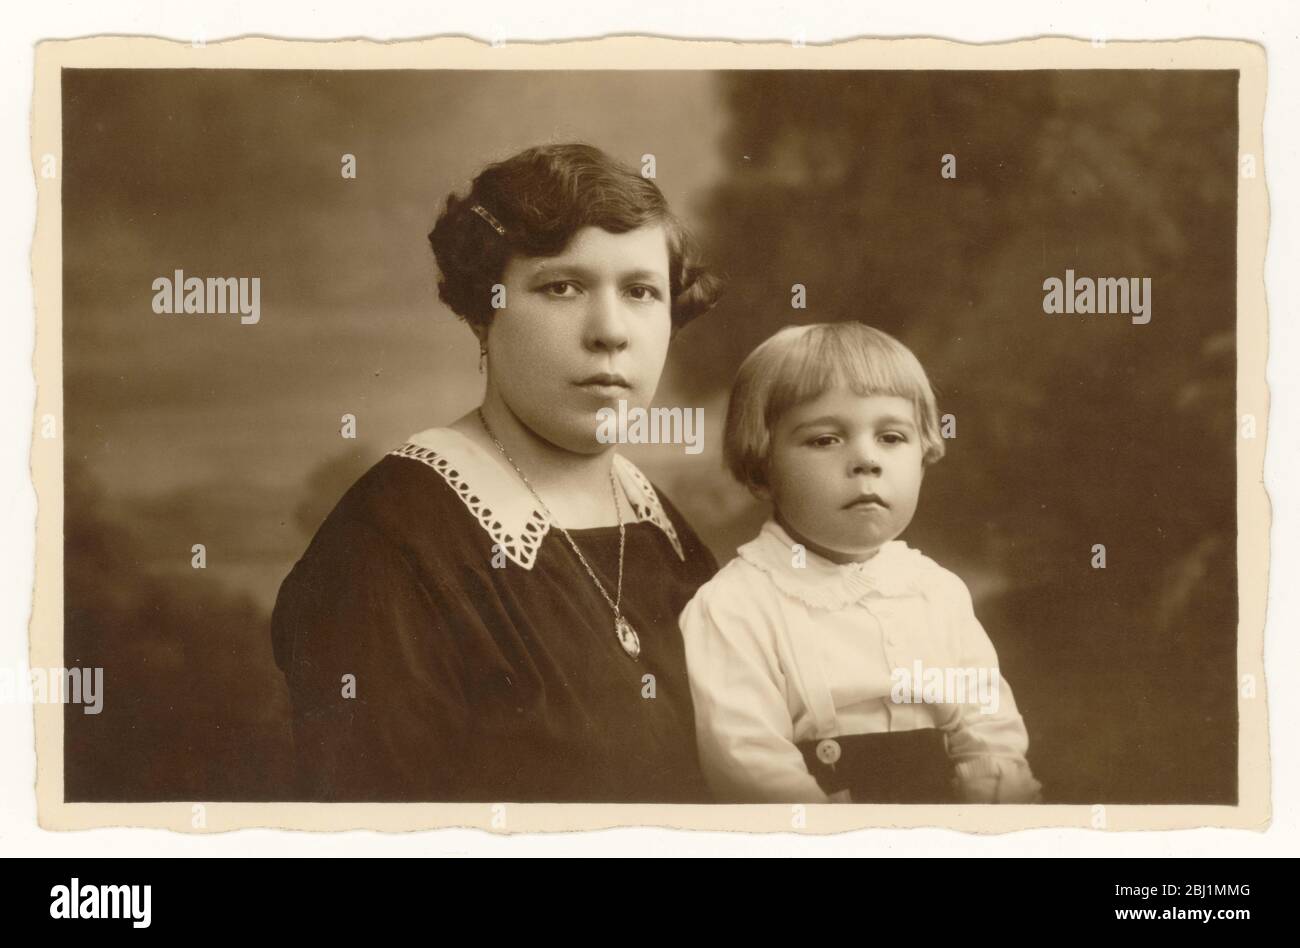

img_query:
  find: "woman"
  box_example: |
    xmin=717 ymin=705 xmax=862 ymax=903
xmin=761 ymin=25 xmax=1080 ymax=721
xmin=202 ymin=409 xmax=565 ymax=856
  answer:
xmin=271 ymin=143 xmax=724 ymax=802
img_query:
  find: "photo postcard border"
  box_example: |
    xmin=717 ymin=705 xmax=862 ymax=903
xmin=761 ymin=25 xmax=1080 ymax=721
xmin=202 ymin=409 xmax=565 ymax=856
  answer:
xmin=28 ymin=33 xmax=1270 ymax=834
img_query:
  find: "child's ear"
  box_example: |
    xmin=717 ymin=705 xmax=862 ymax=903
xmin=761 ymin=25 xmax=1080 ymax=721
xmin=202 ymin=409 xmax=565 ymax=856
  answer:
xmin=748 ymin=479 xmax=772 ymax=502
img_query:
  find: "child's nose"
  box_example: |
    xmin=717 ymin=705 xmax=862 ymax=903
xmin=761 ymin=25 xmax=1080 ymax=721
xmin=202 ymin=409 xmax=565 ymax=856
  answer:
xmin=849 ymin=440 xmax=882 ymax=476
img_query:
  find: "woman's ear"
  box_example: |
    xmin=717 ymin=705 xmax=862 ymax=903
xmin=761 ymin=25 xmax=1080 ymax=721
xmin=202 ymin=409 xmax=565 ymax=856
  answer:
xmin=470 ymin=322 xmax=490 ymax=373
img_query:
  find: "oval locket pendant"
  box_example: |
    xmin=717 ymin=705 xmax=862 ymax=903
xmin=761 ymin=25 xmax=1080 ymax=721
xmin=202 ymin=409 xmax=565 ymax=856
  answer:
xmin=615 ymin=615 xmax=641 ymax=659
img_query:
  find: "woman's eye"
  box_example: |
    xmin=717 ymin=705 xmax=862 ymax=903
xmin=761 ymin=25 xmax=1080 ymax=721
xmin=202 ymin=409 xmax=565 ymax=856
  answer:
xmin=542 ymin=281 xmax=579 ymax=298
xmin=626 ymin=284 xmax=662 ymax=302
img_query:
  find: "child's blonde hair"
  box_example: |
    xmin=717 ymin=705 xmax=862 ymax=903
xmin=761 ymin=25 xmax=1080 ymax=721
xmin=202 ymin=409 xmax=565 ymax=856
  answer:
xmin=723 ymin=322 xmax=945 ymax=491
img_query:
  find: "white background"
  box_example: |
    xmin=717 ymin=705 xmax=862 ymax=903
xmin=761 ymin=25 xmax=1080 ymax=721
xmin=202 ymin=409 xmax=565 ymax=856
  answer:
xmin=2 ymin=0 xmax=1295 ymax=857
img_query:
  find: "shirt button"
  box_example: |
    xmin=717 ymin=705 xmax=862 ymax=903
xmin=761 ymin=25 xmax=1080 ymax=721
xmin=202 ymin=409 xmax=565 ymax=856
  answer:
xmin=816 ymin=739 xmax=842 ymax=765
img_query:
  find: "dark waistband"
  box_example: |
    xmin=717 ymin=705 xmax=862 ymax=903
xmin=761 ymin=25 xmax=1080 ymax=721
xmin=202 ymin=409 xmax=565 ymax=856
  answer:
xmin=796 ymin=729 xmax=952 ymax=803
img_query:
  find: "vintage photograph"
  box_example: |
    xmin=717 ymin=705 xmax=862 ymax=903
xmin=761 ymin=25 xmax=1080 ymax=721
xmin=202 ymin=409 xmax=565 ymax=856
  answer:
xmin=30 ymin=37 xmax=1269 ymax=831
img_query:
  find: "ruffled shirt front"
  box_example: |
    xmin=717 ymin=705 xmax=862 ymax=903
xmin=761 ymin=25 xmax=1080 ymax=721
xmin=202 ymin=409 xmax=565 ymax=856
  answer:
xmin=679 ymin=520 xmax=1042 ymax=804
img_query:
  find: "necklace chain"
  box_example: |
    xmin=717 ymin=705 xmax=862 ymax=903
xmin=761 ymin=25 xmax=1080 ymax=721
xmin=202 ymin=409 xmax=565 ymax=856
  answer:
xmin=477 ymin=409 xmax=626 ymax=619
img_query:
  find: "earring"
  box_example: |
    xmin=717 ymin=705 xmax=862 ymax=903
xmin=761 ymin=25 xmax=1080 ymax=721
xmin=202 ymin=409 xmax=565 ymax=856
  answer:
xmin=478 ymin=345 xmax=487 ymax=374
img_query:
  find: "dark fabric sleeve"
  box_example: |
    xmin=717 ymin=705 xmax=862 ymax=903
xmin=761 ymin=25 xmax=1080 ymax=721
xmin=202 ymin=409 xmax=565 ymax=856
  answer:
xmin=271 ymin=513 xmax=474 ymax=801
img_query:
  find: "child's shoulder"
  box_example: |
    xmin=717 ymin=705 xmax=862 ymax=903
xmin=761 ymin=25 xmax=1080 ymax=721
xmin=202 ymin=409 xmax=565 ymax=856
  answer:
xmin=688 ymin=549 xmax=784 ymax=604
xmin=677 ymin=551 xmax=791 ymax=645
xmin=681 ymin=543 xmax=795 ymax=618
xmin=899 ymin=544 xmax=961 ymax=580
xmin=899 ymin=546 xmax=977 ymax=605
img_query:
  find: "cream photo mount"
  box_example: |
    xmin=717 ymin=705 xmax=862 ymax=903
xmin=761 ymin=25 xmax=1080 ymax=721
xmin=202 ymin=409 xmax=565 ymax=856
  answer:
xmin=29 ymin=34 xmax=1270 ymax=834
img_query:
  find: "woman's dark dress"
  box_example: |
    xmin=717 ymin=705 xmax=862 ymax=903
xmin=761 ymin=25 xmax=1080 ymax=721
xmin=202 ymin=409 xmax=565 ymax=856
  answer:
xmin=270 ymin=430 xmax=717 ymax=803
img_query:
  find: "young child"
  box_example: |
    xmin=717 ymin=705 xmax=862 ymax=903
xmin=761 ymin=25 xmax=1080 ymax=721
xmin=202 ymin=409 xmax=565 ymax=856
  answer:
xmin=680 ymin=322 xmax=1042 ymax=804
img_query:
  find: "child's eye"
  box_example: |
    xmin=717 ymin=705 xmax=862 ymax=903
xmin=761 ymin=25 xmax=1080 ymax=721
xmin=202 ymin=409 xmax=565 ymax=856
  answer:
xmin=626 ymin=284 xmax=663 ymax=302
xmin=541 ymin=281 xmax=580 ymax=298
xmin=807 ymin=434 xmax=841 ymax=448
xmin=879 ymin=432 xmax=908 ymax=445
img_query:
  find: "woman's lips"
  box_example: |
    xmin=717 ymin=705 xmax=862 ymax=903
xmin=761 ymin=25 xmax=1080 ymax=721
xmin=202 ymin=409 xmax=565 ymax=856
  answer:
xmin=574 ymin=374 xmax=632 ymax=398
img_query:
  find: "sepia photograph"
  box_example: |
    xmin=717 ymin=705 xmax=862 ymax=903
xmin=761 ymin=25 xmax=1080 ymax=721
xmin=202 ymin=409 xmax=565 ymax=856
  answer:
xmin=28 ymin=35 xmax=1269 ymax=832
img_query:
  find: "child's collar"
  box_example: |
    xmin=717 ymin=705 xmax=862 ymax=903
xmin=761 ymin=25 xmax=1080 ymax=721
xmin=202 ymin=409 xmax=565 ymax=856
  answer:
xmin=737 ymin=519 xmax=929 ymax=609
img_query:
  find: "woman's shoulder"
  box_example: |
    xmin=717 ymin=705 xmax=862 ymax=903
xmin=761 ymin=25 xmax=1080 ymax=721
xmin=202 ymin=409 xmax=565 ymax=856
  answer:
xmin=271 ymin=430 xmax=493 ymax=668
xmin=295 ymin=428 xmax=492 ymax=565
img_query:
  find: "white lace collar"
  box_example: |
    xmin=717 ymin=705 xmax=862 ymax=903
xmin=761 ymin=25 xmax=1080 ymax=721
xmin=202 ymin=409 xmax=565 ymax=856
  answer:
xmin=738 ymin=519 xmax=931 ymax=609
xmin=389 ymin=427 xmax=685 ymax=570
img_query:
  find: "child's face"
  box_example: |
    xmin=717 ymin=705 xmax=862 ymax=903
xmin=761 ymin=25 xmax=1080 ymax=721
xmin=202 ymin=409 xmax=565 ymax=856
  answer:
xmin=764 ymin=388 xmax=925 ymax=563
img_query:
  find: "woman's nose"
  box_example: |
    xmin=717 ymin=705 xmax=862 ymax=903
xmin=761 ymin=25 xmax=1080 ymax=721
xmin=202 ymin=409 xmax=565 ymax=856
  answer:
xmin=583 ymin=287 xmax=630 ymax=352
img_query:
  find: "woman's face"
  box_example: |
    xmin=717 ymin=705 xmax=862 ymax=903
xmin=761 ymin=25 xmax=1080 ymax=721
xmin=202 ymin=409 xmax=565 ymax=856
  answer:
xmin=486 ymin=223 xmax=673 ymax=455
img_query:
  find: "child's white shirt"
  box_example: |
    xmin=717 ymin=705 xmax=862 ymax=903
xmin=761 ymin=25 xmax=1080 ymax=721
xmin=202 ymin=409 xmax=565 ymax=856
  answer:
xmin=679 ymin=519 xmax=1042 ymax=804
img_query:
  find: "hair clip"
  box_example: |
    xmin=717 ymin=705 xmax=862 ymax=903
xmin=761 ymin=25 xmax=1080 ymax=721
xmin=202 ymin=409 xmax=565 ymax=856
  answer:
xmin=470 ymin=204 xmax=507 ymax=237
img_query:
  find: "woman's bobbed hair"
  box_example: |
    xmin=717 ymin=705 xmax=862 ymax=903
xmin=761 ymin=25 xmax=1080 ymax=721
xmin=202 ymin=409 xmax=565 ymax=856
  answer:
xmin=429 ymin=143 xmax=723 ymax=332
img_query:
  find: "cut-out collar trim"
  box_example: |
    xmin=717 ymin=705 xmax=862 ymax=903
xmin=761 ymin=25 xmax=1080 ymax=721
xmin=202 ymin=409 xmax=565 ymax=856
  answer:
xmin=738 ymin=520 xmax=931 ymax=609
xmin=389 ymin=427 xmax=685 ymax=570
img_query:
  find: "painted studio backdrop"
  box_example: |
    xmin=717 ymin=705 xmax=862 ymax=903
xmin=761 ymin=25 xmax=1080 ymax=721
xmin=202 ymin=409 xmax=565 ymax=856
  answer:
xmin=60 ymin=68 xmax=1238 ymax=803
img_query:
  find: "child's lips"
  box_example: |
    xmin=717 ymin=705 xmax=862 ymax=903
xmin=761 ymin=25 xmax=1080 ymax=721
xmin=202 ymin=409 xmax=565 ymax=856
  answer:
xmin=843 ymin=494 xmax=888 ymax=510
